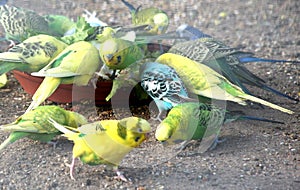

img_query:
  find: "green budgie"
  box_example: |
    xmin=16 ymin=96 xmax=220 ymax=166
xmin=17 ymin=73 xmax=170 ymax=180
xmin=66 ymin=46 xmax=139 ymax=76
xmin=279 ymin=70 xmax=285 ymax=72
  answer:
xmin=121 ymin=0 xmax=169 ymax=35
xmin=27 ymin=41 xmax=101 ymax=112
xmin=155 ymin=53 xmax=294 ymax=114
xmin=155 ymin=102 xmax=284 ymax=152
xmin=0 ymin=3 xmax=60 ymax=43
xmin=0 ymin=105 xmax=88 ymax=152
xmin=0 ymin=34 xmax=67 ymax=75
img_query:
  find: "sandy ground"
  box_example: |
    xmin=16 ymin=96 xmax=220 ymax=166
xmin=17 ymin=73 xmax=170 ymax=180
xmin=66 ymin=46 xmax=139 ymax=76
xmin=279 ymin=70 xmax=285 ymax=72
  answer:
xmin=0 ymin=0 xmax=299 ymax=189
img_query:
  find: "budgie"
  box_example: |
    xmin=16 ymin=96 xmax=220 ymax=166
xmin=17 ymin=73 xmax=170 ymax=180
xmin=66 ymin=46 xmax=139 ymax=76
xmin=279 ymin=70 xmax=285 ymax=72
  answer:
xmin=49 ymin=116 xmax=151 ymax=181
xmin=175 ymin=24 xmax=300 ymax=64
xmin=0 ymin=105 xmax=88 ymax=152
xmin=140 ymin=62 xmax=196 ymax=120
xmin=155 ymin=53 xmax=294 ymax=114
xmin=0 ymin=73 xmax=7 ymax=88
xmin=155 ymin=102 xmax=284 ymax=152
xmin=44 ymin=14 xmax=76 ymax=36
xmin=169 ymin=25 xmax=299 ymax=101
xmin=99 ymin=37 xmax=144 ymax=78
xmin=27 ymin=41 xmax=101 ymax=112
xmin=121 ymin=0 xmax=169 ymax=35
xmin=0 ymin=34 xmax=67 ymax=75
xmin=0 ymin=3 xmax=60 ymax=43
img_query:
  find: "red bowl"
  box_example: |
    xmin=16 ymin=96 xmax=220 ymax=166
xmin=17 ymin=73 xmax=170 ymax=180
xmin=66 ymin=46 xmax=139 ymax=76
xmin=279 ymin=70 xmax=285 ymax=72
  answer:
xmin=12 ymin=43 xmax=171 ymax=106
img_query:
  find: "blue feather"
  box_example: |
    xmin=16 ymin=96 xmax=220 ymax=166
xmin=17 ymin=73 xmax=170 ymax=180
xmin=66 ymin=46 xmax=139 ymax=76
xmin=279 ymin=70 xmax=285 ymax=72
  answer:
xmin=140 ymin=62 xmax=193 ymax=120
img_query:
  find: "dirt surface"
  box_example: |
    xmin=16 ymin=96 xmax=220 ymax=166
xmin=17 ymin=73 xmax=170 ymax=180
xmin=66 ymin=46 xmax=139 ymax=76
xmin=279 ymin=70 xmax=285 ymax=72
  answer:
xmin=0 ymin=0 xmax=299 ymax=189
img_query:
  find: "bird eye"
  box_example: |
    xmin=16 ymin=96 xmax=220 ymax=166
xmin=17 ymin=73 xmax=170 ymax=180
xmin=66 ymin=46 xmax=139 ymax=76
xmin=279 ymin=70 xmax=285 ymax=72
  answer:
xmin=117 ymin=55 xmax=121 ymax=63
xmin=135 ymin=136 xmax=141 ymax=142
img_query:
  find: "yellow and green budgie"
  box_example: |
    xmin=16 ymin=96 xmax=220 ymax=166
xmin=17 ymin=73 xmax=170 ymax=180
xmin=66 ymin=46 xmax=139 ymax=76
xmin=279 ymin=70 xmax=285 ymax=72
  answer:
xmin=49 ymin=116 xmax=151 ymax=182
xmin=121 ymin=0 xmax=169 ymax=35
xmin=0 ymin=34 xmax=67 ymax=75
xmin=155 ymin=102 xmax=284 ymax=152
xmin=27 ymin=41 xmax=101 ymax=112
xmin=99 ymin=37 xmax=144 ymax=80
xmin=155 ymin=53 xmax=294 ymax=114
xmin=0 ymin=105 xmax=88 ymax=152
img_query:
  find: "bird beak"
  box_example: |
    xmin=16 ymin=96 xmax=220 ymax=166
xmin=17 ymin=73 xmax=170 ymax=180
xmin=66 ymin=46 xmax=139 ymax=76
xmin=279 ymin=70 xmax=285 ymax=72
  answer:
xmin=105 ymin=54 xmax=113 ymax=61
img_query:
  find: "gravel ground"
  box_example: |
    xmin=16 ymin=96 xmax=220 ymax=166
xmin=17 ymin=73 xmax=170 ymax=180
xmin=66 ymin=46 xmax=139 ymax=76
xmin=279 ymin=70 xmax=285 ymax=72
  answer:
xmin=0 ymin=0 xmax=299 ymax=189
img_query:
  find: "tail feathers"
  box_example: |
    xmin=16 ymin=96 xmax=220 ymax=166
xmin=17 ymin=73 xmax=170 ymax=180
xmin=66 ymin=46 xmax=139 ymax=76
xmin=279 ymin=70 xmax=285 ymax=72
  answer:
xmin=25 ymin=77 xmax=61 ymax=113
xmin=0 ymin=132 xmax=29 ymax=152
xmin=0 ymin=136 xmax=13 ymax=152
xmin=262 ymin=85 xmax=299 ymax=102
xmin=48 ymin=118 xmax=76 ymax=134
xmin=242 ymin=94 xmax=294 ymax=114
xmin=0 ymin=123 xmax=37 ymax=133
xmin=239 ymin=56 xmax=300 ymax=64
xmin=121 ymin=0 xmax=136 ymax=13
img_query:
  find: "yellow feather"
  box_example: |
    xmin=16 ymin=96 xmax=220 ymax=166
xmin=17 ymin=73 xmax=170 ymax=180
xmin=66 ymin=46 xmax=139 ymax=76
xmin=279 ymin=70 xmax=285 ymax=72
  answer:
xmin=27 ymin=41 xmax=101 ymax=112
xmin=156 ymin=53 xmax=294 ymax=114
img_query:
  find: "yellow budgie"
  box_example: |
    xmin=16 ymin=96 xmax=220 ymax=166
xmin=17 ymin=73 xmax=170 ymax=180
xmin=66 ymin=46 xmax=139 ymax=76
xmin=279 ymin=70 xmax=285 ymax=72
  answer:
xmin=49 ymin=116 xmax=151 ymax=181
xmin=0 ymin=34 xmax=67 ymax=75
xmin=121 ymin=0 xmax=169 ymax=35
xmin=27 ymin=41 xmax=101 ymax=112
xmin=155 ymin=53 xmax=294 ymax=114
xmin=99 ymin=37 xmax=144 ymax=79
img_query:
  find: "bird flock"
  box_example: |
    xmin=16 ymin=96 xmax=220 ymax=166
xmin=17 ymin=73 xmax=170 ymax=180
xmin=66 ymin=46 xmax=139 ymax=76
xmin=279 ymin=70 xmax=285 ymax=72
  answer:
xmin=0 ymin=0 xmax=298 ymax=182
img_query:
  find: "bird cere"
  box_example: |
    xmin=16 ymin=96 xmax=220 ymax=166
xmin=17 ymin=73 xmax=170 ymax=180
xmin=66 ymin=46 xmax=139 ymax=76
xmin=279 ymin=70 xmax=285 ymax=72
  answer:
xmin=0 ymin=0 xmax=299 ymax=182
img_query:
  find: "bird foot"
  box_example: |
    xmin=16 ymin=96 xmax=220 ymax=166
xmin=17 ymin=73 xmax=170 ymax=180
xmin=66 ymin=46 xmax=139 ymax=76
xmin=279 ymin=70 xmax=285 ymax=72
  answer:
xmin=65 ymin=158 xmax=76 ymax=180
xmin=47 ymin=140 xmax=58 ymax=149
xmin=175 ymin=140 xmax=192 ymax=152
xmin=7 ymin=40 xmax=16 ymax=50
xmin=114 ymin=170 xmax=128 ymax=182
xmin=208 ymin=137 xmax=226 ymax=151
xmin=149 ymin=116 xmax=162 ymax=123
xmin=89 ymin=77 xmax=99 ymax=89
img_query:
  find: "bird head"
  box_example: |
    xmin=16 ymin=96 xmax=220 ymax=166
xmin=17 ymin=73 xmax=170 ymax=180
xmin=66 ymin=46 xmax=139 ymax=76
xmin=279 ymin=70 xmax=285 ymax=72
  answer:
xmin=118 ymin=117 xmax=152 ymax=147
xmin=96 ymin=27 xmax=116 ymax=43
xmin=100 ymin=38 xmax=124 ymax=68
xmin=155 ymin=122 xmax=174 ymax=144
xmin=152 ymin=13 xmax=169 ymax=34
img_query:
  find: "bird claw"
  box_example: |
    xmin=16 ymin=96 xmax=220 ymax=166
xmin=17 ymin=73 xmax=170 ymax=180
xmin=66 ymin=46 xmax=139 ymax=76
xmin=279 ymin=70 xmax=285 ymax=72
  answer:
xmin=65 ymin=158 xmax=76 ymax=180
xmin=7 ymin=40 xmax=16 ymax=49
xmin=114 ymin=171 xmax=129 ymax=182
xmin=208 ymin=137 xmax=226 ymax=151
xmin=47 ymin=140 xmax=58 ymax=149
xmin=149 ymin=116 xmax=162 ymax=123
xmin=175 ymin=140 xmax=191 ymax=152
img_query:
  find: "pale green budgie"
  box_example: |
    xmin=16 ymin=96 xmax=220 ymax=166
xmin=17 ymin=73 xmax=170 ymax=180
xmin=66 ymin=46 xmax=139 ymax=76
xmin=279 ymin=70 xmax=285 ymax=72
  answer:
xmin=0 ymin=34 xmax=67 ymax=75
xmin=27 ymin=41 xmax=101 ymax=112
xmin=0 ymin=105 xmax=88 ymax=152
